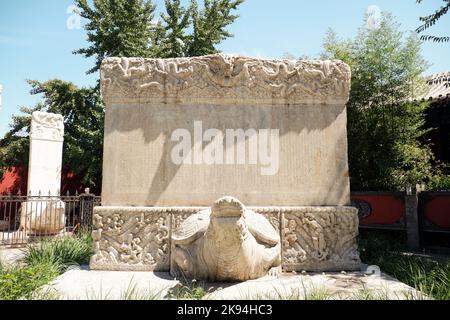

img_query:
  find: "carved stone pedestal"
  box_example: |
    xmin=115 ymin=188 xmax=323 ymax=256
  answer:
xmin=20 ymin=200 xmax=66 ymax=235
xmin=279 ymin=207 xmax=360 ymax=272
xmin=90 ymin=205 xmax=360 ymax=273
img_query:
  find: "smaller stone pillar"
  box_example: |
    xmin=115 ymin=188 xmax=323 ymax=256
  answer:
xmin=405 ymin=184 xmax=421 ymax=250
xmin=20 ymin=111 xmax=66 ymax=235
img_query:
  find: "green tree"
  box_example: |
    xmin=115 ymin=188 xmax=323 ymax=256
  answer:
xmin=416 ymin=0 xmax=449 ymax=42
xmin=74 ymin=0 xmax=244 ymax=64
xmin=186 ymin=0 xmax=244 ymax=56
xmin=158 ymin=0 xmax=191 ymax=58
xmin=1 ymin=0 xmax=244 ymax=189
xmin=323 ymin=12 xmax=439 ymax=191
xmin=0 ymin=80 xmax=104 ymax=188
xmin=74 ymin=0 xmax=157 ymax=74
xmin=155 ymin=0 xmax=244 ymax=58
xmin=0 ymin=112 xmax=30 ymax=180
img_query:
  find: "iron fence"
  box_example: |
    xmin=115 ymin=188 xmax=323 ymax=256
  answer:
xmin=0 ymin=190 xmax=101 ymax=247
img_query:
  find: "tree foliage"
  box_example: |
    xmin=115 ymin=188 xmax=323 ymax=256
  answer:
xmin=1 ymin=0 xmax=244 ymax=188
xmin=0 ymin=111 xmax=30 ymax=180
xmin=75 ymin=0 xmax=244 ymax=65
xmin=0 ymin=81 xmax=104 ymax=187
xmin=416 ymin=0 xmax=450 ymax=42
xmin=74 ymin=0 xmax=157 ymax=74
xmin=323 ymin=12 xmax=441 ymax=191
xmin=185 ymin=0 xmax=244 ymax=57
xmin=158 ymin=0 xmax=191 ymax=58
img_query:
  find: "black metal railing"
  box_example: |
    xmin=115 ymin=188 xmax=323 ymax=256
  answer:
xmin=0 ymin=189 xmax=101 ymax=247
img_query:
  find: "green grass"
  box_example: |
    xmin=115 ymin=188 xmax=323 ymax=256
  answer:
xmin=119 ymin=280 xmax=164 ymax=300
xmin=1 ymin=229 xmax=448 ymax=300
xmin=166 ymin=279 xmax=207 ymax=300
xmin=24 ymin=230 xmax=93 ymax=270
xmin=0 ymin=230 xmax=93 ymax=300
xmin=359 ymin=230 xmax=450 ymax=300
xmin=0 ymin=261 xmax=60 ymax=300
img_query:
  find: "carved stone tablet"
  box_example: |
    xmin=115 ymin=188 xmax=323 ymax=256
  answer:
xmin=100 ymin=54 xmax=352 ymax=207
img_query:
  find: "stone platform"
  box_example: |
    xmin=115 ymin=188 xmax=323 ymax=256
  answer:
xmin=40 ymin=267 xmax=427 ymax=300
xmin=90 ymin=205 xmax=360 ymax=273
xmin=0 ymin=247 xmax=26 ymax=266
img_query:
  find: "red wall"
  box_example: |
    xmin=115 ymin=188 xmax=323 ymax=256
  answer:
xmin=423 ymin=195 xmax=450 ymax=228
xmin=1 ymin=170 xmax=448 ymax=230
xmin=0 ymin=167 xmax=27 ymax=195
xmin=0 ymin=167 xmax=90 ymax=195
xmin=351 ymin=193 xmax=406 ymax=225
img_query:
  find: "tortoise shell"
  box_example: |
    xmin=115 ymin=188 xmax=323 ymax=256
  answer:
xmin=172 ymin=208 xmax=279 ymax=247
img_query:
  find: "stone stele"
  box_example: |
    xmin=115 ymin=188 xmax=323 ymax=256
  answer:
xmin=20 ymin=111 xmax=66 ymax=235
xmin=91 ymin=54 xmax=360 ymax=274
xmin=100 ymin=54 xmax=351 ymax=207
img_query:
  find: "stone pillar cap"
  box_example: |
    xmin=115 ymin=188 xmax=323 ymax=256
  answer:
xmin=100 ymin=53 xmax=351 ymax=106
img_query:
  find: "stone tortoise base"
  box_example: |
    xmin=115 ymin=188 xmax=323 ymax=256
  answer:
xmin=39 ymin=267 xmax=428 ymax=300
xmin=90 ymin=206 xmax=361 ymax=273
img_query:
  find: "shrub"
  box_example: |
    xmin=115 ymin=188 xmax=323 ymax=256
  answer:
xmin=0 ymin=262 xmax=60 ymax=300
xmin=322 ymin=12 xmax=442 ymax=191
xmin=359 ymin=230 xmax=450 ymax=300
xmin=0 ymin=231 xmax=93 ymax=300
xmin=25 ymin=231 xmax=93 ymax=270
xmin=166 ymin=280 xmax=206 ymax=300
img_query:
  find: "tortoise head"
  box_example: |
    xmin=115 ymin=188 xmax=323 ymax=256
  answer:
xmin=211 ymin=196 xmax=245 ymax=218
xmin=208 ymin=196 xmax=248 ymax=242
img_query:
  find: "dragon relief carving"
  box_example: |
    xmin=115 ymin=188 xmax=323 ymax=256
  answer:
xmin=100 ymin=54 xmax=351 ymax=106
xmin=30 ymin=111 xmax=64 ymax=141
xmin=90 ymin=206 xmax=360 ymax=273
xmin=90 ymin=209 xmax=170 ymax=271
xmin=282 ymin=207 xmax=361 ymax=271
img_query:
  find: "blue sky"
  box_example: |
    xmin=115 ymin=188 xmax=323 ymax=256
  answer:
xmin=1 ymin=0 xmax=450 ymax=137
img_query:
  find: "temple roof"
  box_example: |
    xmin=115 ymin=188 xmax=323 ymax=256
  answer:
xmin=418 ymin=72 xmax=450 ymax=101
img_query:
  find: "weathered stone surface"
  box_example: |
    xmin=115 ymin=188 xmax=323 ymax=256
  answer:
xmin=205 ymin=272 xmax=428 ymax=300
xmin=169 ymin=207 xmax=206 ymax=275
xmin=20 ymin=111 xmax=65 ymax=234
xmin=20 ymin=200 xmax=66 ymax=235
xmin=27 ymin=111 xmax=64 ymax=195
xmin=171 ymin=207 xmax=206 ymax=230
xmin=0 ymin=248 xmax=26 ymax=267
xmin=281 ymin=207 xmax=360 ymax=272
xmin=30 ymin=111 xmax=64 ymax=143
xmin=100 ymin=55 xmax=351 ymax=106
xmin=90 ymin=207 xmax=171 ymax=271
xmin=171 ymin=197 xmax=281 ymax=281
xmin=45 ymin=269 xmax=428 ymax=300
xmin=93 ymin=54 xmax=360 ymax=274
xmin=89 ymin=205 xmax=360 ymax=273
xmin=100 ymin=54 xmax=351 ymax=207
xmin=251 ymin=208 xmax=281 ymax=234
